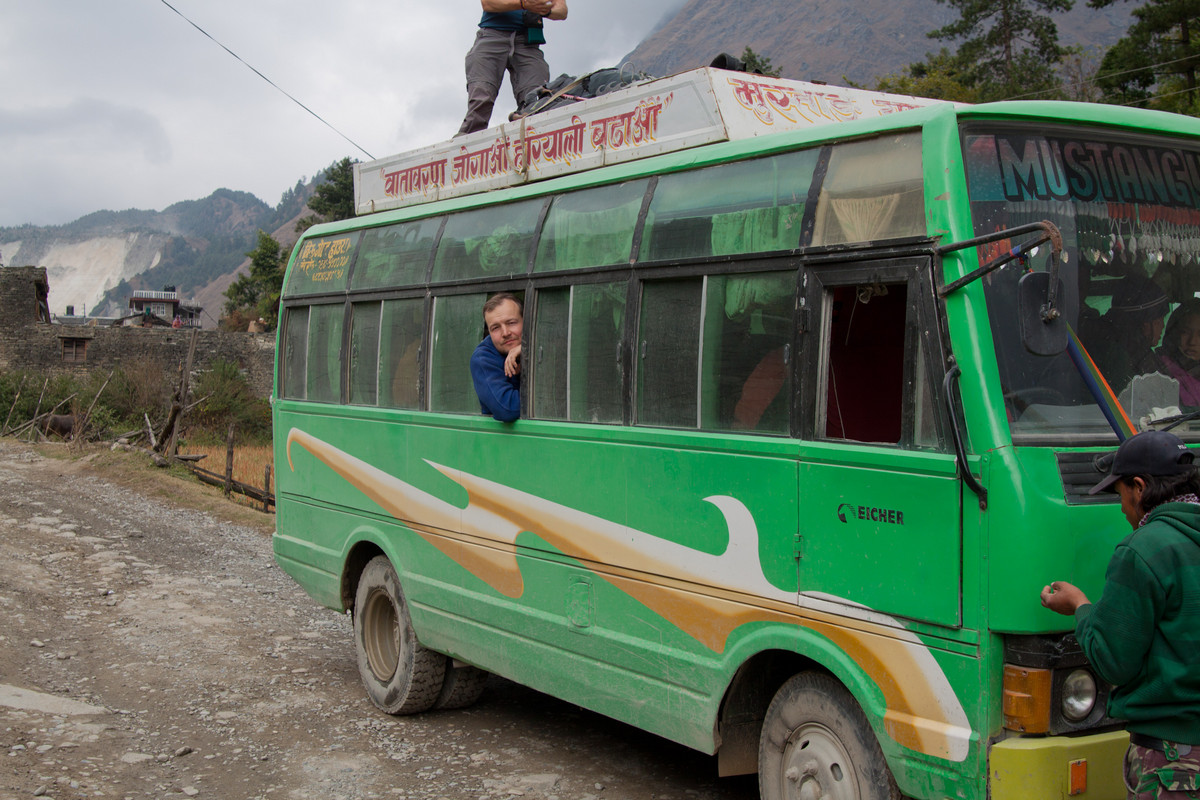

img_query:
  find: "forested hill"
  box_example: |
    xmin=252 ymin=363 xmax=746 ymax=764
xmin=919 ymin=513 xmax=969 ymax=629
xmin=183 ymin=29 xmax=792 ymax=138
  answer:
xmin=622 ymin=0 xmax=1132 ymax=86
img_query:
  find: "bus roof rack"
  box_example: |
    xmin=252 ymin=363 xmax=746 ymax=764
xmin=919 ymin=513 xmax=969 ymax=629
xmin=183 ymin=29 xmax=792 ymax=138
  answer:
xmin=352 ymin=66 xmax=949 ymax=216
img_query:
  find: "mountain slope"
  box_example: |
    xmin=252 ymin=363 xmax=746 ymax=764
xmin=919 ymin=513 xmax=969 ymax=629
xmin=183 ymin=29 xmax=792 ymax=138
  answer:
xmin=622 ymin=0 xmax=1132 ymax=86
xmin=0 ymin=182 xmax=313 ymax=323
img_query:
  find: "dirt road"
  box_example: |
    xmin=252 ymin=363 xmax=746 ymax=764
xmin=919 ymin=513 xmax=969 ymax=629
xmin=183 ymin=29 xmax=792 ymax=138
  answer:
xmin=0 ymin=440 xmax=758 ymax=800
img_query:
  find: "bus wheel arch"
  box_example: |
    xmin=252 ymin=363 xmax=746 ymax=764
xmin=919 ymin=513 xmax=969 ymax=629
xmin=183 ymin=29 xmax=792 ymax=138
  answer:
xmin=717 ymin=649 xmax=812 ymax=777
xmin=353 ymin=554 xmax=447 ymax=715
xmin=758 ymin=671 xmax=901 ymax=800
xmin=342 ymin=541 xmax=386 ymax=612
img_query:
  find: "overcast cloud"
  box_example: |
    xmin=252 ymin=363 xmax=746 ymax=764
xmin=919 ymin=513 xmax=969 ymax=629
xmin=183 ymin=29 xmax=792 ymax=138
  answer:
xmin=0 ymin=0 xmax=684 ymax=228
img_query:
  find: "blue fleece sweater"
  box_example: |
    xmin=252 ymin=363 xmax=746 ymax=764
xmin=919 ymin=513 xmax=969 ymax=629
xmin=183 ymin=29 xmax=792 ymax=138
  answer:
xmin=470 ymin=337 xmax=520 ymax=422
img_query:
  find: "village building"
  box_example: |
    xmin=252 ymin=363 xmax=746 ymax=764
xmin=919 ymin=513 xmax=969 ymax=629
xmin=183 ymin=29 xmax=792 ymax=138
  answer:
xmin=0 ymin=266 xmax=274 ymax=397
xmin=127 ymin=286 xmax=203 ymax=328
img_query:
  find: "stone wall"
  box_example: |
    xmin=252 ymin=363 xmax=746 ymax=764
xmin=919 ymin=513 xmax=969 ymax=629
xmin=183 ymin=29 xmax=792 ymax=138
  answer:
xmin=0 ymin=266 xmax=276 ymax=398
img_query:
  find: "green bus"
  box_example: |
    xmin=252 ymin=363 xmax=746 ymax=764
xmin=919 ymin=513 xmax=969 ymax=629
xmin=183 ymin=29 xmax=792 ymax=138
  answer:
xmin=272 ymin=69 xmax=1200 ymax=800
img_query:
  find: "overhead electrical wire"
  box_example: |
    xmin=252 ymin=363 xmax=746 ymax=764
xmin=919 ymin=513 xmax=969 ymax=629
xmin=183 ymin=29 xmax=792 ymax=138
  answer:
xmin=1000 ymin=53 xmax=1200 ymax=103
xmin=157 ymin=0 xmax=375 ymax=160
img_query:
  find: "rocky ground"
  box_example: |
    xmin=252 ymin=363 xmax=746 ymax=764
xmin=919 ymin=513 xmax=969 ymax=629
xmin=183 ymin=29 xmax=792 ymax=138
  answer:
xmin=0 ymin=439 xmax=759 ymax=800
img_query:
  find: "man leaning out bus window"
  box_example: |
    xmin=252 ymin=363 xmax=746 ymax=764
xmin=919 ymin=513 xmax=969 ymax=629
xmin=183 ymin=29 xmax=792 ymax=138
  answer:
xmin=1040 ymin=430 xmax=1200 ymax=799
xmin=471 ymin=293 xmax=523 ymax=422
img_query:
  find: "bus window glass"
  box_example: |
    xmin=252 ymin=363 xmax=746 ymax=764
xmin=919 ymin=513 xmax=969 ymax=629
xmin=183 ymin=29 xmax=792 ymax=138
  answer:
xmin=570 ymin=283 xmax=625 ymax=423
xmin=281 ymin=306 xmax=309 ymax=399
xmin=532 ymin=288 xmax=570 ymax=419
xmin=379 ymin=298 xmax=425 ymax=409
xmin=284 ymin=232 xmax=358 ymax=297
xmin=641 ymin=150 xmax=816 ymax=262
xmin=913 ymin=334 xmax=940 ymax=448
xmin=430 ymin=293 xmax=489 ymax=413
xmin=306 ymin=303 xmax=345 ymax=404
xmin=349 ymin=302 xmax=382 ymax=406
xmin=432 ymin=199 xmax=543 ymax=283
xmin=812 ymin=133 xmax=925 ymax=246
xmin=535 ymin=180 xmax=648 ymax=271
xmin=352 ymin=218 xmax=441 ymax=290
xmin=638 ymin=279 xmax=702 ymax=427
xmin=822 ymin=283 xmax=907 ymax=444
xmin=964 ymin=127 xmax=1200 ymax=442
xmin=702 ymin=272 xmax=795 ymax=433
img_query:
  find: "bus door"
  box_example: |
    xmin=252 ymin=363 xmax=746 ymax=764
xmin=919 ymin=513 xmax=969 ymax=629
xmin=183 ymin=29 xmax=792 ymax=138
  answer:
xmin=796 ymin=256 xmax=963 ymax=628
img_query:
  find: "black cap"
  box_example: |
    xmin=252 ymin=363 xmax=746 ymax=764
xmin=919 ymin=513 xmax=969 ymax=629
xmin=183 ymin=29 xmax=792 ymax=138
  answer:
xmin=1108 ymin=275 xmax=1168 ymax=324
xmin=1089 ymin=430 xmax=1195 ymax=495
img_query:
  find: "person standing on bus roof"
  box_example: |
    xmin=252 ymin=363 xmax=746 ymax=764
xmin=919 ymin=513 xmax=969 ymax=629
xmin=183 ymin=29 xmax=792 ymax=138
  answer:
xmin=1040 ymin=429 xmax=1200 ymax=799
xmin=456 ymin=0 xmax=568 ymax=136
xmin=471 ymin=293 xmax=523 ymax=422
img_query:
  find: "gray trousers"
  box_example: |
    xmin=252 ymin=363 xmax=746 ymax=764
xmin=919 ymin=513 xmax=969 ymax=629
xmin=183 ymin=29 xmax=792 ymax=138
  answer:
xmin=457 ymin=27 xmax=550 ymax=135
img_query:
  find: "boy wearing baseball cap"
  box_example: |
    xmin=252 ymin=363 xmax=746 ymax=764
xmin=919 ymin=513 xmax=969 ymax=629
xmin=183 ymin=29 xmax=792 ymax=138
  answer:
xmin=1041 ymin=430 xmax=1200 ymax=798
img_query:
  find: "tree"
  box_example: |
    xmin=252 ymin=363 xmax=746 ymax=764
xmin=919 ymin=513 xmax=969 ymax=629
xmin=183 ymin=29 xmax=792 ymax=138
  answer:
xmin=1059 ymin=45 xmax=1106 ymax=102
xmin=740 ymin=46 xmax=782 ymax=78
xmin=1090 ymin=0 xmax=1200 ymax=115
xmin=295 ymin=157 xmax=358 ymax=233
xmin=930 ymin=0 xmax=1073 ymax=101
xmin=221 ymin=230 xmax=284 ymax=331
xmin=874 ymin=48 xmax=981 ymax=102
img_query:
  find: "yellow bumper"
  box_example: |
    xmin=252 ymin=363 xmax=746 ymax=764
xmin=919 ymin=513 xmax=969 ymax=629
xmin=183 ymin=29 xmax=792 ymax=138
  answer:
xmin=991 ymin=730 xmax=1129 ymax=800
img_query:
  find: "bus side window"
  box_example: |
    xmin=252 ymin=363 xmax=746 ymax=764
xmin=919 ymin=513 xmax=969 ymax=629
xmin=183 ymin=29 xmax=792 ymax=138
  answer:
xmin=638 ymin=279 xmax=703 ymax=427
xmin=429 ymin=293 xmax=489 ymax=414
xmin=822 ymin=283 xmax=906 ymax=443
xmin=353 ymin=218 xmax=441 ymax=290
xmin=533 ymin=283 xmax=626 ymax=424
xmin=701 ymin=272 xmax=795 ymax=434
xmin=306 ymin=303 xmax=345 ymax=404
xmin=379 ymin=298 xmax=425 ymax=409
xmin=431 ymin=200 xmax=542 ymax=283
xmin=281 ymin=306 xmax=309 ymax=400
xmin=349 ymin=301 xmax=382 ymax=406
xmin=533 ymin=288 xmax=570 ymax=419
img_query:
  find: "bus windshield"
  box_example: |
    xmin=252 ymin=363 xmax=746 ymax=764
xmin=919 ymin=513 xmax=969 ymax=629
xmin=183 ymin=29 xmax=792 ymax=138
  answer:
xmin=964 ymin=124 xmax=1200 ymax=443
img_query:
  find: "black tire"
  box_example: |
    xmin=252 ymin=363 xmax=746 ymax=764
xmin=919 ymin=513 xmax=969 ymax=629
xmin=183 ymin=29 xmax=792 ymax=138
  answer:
xmin=433 ymin=663 xmax=490 ymax=710
xmin=758 ymin=672 xmax=900 ymax=800
xmin=353 ymin=556 xmax=446 ymax=715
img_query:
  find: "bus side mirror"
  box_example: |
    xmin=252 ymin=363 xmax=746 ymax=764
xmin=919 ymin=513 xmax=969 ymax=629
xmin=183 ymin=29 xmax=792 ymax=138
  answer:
xmin=1018 ymin=272 xmax=1068 ymax=356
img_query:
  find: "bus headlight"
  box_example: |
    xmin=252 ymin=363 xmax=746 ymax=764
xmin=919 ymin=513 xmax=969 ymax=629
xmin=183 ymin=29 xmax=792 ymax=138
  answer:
xmin=1061 ymin=669 xmax=1097 ymax=721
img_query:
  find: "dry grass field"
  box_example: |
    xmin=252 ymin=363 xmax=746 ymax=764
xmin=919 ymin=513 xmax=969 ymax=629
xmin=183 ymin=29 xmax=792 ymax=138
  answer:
xmin=180 ymin=441 xmax=275 ymax=509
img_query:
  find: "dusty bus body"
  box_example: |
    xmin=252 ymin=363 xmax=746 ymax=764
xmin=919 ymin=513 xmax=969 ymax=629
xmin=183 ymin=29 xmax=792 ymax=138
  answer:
xmin=274 ymin=66 xmax=1200 ymax=800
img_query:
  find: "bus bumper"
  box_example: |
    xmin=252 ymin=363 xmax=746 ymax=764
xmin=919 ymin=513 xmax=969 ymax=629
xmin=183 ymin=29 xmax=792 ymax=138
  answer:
xmin=990 ymin=730 xmax=1129 ymax=800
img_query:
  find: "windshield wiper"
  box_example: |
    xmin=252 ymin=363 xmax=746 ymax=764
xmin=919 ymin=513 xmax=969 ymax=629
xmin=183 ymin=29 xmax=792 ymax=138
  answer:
xmin=1151 ymin=410 xmax=1200 ymax=431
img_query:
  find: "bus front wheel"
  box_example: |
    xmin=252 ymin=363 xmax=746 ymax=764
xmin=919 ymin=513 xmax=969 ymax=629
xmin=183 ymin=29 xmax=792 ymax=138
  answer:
xmin=758 ymin=672 xmax=900 ymax=800
xmin=353 ymin=556 xmax=446 ymax=715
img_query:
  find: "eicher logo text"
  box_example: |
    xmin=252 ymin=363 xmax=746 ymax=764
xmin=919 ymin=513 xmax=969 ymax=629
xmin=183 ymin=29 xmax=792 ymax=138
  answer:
xmin=837 ymin=503 xmax=905 ymax=525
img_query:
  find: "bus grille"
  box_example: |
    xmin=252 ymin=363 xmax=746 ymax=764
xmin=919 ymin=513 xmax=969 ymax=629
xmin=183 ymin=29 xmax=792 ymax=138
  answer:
xmin=1056 ymin=452 xmax=1117 ymax=506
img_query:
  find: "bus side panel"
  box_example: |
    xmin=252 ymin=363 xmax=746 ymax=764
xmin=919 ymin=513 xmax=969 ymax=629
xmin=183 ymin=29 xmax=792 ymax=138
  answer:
xmin=275 ymin=409 xmax=991 ymax=789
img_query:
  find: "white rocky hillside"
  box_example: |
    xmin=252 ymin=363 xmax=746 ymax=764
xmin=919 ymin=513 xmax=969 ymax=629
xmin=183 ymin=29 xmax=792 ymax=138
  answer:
xmin=2 ymin=232 xmax=171 ymax=319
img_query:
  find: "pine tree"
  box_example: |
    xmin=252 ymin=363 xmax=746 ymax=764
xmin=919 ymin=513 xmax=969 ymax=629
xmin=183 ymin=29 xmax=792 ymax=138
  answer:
xmin=930 ymin=0 xmax=1073 ymax=100
xmin=222 ymin=230 xmax=284 ymax=330
xmin=295 ymin=157 xmax=358 ymax=233
xmin=1089 ymin=0 xmax=1200 ymax=114
xmin=741 ymin=46 xmax=782 ymax=78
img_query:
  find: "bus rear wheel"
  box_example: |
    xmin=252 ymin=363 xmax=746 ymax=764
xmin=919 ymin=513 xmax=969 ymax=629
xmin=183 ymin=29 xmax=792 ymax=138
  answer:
xmin=353 ymin=555 xmax=446 ymax=715
xmin=758 ymin=672 xmax=900 ymax=800
xmin=434 ymin=663 xmax=489 ymax=710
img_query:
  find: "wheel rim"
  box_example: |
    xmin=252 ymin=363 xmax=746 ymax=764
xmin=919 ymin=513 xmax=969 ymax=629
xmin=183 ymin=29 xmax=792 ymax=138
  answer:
xmin=361 ymin=587 xmax=401 ymax=683
xmin=777 ymin=721 xmax=861 ymax=800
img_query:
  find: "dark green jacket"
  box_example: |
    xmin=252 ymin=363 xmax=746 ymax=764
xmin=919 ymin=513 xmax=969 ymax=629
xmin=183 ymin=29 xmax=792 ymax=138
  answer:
xmin=1075 ymin=502 xmax=1200 ymax=743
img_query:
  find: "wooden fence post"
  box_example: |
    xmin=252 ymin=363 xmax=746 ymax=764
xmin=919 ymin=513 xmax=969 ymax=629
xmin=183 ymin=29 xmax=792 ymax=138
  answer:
xmin=224 ymin=424 xmax=235 ymax=497
xmin=263 ymin=464 xmax=272 ymax=513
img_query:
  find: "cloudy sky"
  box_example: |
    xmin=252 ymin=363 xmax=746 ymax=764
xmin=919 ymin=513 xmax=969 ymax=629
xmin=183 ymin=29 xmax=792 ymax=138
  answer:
xmin=0 ymin=0 xmax=685 ymax=228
